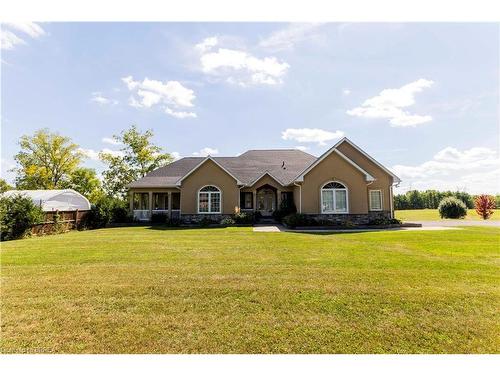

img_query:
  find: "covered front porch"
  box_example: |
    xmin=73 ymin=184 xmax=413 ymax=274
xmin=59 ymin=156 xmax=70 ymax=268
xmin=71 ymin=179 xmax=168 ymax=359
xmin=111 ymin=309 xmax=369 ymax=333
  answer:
xmin=130 ymin=190 xmax=181 ymax=221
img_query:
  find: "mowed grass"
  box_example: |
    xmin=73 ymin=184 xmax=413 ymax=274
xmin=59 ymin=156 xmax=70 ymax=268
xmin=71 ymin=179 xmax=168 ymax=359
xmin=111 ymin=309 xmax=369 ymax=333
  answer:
xmin=395 ymin=209 xmax=499 ymax=221
xmin=1 ymin=226 xmax=499 ymax=354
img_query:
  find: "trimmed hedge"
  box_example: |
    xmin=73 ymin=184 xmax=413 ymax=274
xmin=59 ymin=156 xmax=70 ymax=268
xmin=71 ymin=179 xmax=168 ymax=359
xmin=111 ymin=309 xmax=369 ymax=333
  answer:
xmin=438 ymin=197 xmax=467 ymax=219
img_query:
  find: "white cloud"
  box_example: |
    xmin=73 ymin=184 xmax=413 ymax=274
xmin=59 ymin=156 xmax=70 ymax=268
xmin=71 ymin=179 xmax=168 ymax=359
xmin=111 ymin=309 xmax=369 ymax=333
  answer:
xmin=102 ymin=137 xmax=122 ymax=146
xmin=1 ymin=30 xmax=26 ymax=50
xmin=165 ymin=107 xmax=197 ymax=119
xmin=282 ymin=128 xmax=344 ymax=146
xmin=347 ymin=79 xmax=434 ymax=127
xmin=342 ymin=89 xmax=351 ymax=96
xmin=196 ymin=37 xmax=290 ymax=86
xmin=258 ymin=23 xmax=324 ymax=51
xmin=1 ymin=22 xmax=45 ymax=50
xmin=192 ymin=147 xmax=219 ymax=157
xmin=4 ymin=22 xmax=46 ymax=38
xmin=122 ymin=76 xmax=196 ymax=118
xmin=91 ymin=92 xmax=118 ymax=105
xmin=79 ymin=147 xmax=124 ymax=161
xmin=171 ymin=151 xmax=181 ymax=160
xmin=195 ymin=36 xmax=218 ymax=52
xmin=392 ymin=146 xmax=500 ymax=194
xmin=0 ymin=158 xmax=16 ymax=184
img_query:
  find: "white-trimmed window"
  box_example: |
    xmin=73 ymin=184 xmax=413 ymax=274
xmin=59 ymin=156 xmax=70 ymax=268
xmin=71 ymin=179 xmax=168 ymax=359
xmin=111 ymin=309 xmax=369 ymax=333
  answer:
xmin=321 ymin=181 xmax=348 ymax=213
xmin=369 ymin=190 xmax=383 ymax=211
xmin=198 ymin=185 xmax=221 ymax=213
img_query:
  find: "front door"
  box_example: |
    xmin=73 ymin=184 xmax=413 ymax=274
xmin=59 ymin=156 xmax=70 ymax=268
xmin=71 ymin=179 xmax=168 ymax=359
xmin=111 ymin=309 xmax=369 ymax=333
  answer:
xmin=257 ymin=188 xmax=276 ymax=216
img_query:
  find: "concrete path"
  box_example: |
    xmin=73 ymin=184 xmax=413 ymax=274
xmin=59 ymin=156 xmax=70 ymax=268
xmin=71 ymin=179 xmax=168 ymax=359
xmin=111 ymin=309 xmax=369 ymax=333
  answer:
xmin=411 ymin=220 xmax=500 ymax=227
xmin=253 ymin=224 xmax=461 ymax=233
xmin=253 ymin=224 xmax=284 ymax=232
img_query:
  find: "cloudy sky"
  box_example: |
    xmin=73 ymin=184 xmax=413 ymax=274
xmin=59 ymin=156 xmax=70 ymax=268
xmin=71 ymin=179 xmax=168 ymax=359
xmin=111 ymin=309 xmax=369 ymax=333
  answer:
xmin=1 ymin=22 xmax=498 ymax=194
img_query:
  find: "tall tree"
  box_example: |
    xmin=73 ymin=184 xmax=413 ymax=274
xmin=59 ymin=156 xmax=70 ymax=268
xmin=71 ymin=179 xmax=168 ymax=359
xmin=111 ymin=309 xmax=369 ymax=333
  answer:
xmin=61 ymin=167 xmax=103 ymax=203
xmin=0 ymin=178 xmax=13 ymax=193
xmin=13 ymin=129 xmax=83 ymax=189
xmin=100 ymin=125 xmax=172 ymax=198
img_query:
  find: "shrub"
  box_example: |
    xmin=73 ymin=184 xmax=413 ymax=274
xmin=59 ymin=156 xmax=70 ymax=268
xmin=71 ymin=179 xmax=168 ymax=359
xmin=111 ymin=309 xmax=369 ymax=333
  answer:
xmin=0 ymin=194 xmax=44 ymax=241
xmin=282 ymin=213 xmax=310 ymax=228
xmin=85 ymin=196 xmax=130 ymax=229
xmin=368 ymin=217 xmax=401 ymax=226
xmin=233 ymin=212 xmax=256 ymax=224
xmin=220 ymin=217 xmax=236 ymax=226
xmin=272 ymin=200 xmax=297 ymax=222
xmin=438 ymin=197 xmax=467 ymax=219
xmin=199 ymin=216 xmax=216 ymax=227
xmin=474 ymin=194 xmax=496 ymax=220
xmin=151 ymin=212 xmax=168 ymax=224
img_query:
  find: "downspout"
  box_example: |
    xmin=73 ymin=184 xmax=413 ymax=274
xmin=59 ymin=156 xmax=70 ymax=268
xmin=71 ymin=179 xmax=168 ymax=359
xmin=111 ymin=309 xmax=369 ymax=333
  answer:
xmin=293 ymin=182 xmax=302 ymax=213
xmin=389 ymin=184 xmax=394 ymax=219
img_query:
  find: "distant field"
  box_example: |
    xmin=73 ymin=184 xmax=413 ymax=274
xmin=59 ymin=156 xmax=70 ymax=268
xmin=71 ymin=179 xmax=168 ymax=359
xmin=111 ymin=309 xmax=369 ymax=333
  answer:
xmin=1 ymin=226 xmax=499 ymax=354
xmin=395 ymin=209 xmax=499 ymax=222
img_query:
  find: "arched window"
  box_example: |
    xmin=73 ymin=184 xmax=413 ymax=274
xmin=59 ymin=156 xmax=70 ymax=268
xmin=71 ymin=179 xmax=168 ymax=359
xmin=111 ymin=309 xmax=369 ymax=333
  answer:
xmin=321 ymin=181 xmax=348 ymax=213
xmin=198 ymin=185 xmax=221 ymax=214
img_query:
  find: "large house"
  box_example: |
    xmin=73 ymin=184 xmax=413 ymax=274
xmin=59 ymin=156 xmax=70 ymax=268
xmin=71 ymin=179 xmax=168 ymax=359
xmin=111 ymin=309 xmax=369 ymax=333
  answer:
xmin=127 ymin=137 xmax=401 ymax=224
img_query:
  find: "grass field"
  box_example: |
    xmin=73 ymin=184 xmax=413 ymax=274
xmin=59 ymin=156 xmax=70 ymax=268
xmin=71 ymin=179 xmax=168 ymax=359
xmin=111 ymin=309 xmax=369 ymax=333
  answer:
xmin=1 ymin=226 xmax=499 ymax=354
xmin=395 ymin=209 xmax=499 ymax=221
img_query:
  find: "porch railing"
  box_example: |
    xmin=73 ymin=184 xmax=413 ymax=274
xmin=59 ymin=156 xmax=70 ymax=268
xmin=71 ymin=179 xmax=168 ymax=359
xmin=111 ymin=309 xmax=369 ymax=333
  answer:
xmin=133 ymin=210 xmax=151 ymax=221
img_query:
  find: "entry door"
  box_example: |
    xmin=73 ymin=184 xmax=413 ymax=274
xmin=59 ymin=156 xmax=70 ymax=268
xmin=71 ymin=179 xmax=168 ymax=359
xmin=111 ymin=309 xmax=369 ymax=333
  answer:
xmin=257 ymin=188 xmax=276 ymax=216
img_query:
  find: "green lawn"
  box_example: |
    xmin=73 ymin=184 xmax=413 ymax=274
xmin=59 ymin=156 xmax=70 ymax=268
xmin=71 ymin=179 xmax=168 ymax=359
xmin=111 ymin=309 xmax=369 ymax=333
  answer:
xmin=1 ymin=226 xmax=499 ymax=354
xmin=395 ymin=209 xmax=499 ymax=221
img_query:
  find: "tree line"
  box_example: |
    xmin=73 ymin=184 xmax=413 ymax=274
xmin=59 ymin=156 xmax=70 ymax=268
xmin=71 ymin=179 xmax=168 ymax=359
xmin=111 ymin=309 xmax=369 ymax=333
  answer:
xmin=0 ymin=125 xmax=172 ymax=202
xmin=394 ymin=190 xmax=500 ymax=210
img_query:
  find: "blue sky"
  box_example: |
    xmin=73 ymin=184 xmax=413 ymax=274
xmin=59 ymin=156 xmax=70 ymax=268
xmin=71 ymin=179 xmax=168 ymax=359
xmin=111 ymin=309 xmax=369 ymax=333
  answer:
xmin=1 ymin=22 xmax=499 ymax=193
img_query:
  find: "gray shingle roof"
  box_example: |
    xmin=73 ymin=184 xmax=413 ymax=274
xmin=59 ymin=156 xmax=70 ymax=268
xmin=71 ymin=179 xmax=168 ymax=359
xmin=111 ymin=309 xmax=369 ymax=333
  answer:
xmin=128 ymin=150 xmax=317 ymax=188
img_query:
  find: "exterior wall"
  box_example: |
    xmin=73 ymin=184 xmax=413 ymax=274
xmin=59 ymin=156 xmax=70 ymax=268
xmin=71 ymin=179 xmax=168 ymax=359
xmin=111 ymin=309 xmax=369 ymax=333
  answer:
xmin=180 ymin=159 xmax=239 ymax=215
xmin=300 ymin=151 xmax=369 ymax=214
xmin=336 ymin=142 xmax=394 ymax=212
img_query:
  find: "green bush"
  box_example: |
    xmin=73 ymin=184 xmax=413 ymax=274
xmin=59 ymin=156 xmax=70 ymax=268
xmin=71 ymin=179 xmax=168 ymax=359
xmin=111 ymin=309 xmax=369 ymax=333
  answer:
xmin=85 ymin=196 xmax=130 ymax=229
xmin=151 ymin=212 xmax=168 ymax=224
xmin=272 ymin=200 xmax=297 ymax=222
xmin=368 ymin=217 xmax=402 ymax=226
xmin=198 ymin=216 xmax=216 ymax=227
xmin=220 ymin=217 xmax=236 ymax=226
xmin=233 ymin=212 xmax=256 ymax=224
xmin=282 ymin=213 xmax=310 ymax=228
xmin=438 ymin=197 xmax=467 ymax=219
xmin=0 ymin=194 xmax=44 ymax=241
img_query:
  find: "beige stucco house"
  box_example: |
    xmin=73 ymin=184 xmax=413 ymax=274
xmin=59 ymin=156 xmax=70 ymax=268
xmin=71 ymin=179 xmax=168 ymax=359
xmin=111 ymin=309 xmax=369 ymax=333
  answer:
xmin=127 ymin=137 xmax=401 ymax=224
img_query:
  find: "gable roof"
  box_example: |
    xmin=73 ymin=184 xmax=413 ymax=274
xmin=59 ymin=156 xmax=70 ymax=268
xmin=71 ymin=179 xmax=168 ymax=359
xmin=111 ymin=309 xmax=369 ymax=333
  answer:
xmin=294 ymin=137 xmax=401 ymax=183
xmin=176 ymin=156 xmax=243 ymax=185
xmin=128 ymin=149 xmax=316 ymax=188
xmin=127 ymin=139 xmax=400 ymax=188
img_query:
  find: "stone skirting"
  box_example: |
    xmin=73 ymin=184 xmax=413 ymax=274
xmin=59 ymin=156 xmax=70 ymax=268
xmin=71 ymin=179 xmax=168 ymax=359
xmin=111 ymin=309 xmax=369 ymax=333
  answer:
xmin=304 ymin=211 xmax=391 ymax=225
xmin=180 ymin=213 xmax=232 ymax=224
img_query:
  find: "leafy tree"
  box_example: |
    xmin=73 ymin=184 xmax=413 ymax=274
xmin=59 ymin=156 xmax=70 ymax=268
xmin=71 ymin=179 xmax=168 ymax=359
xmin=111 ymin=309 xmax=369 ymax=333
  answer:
xmin=100 ymin=125 xmax=172 ymax=198
xmin=61 ymin=167 xmax=104 ymax=203
xmin=0 ymin=194 xmax=44 ymax=241
xmin=474 ymin=194 xmax=496 ymax=220
xmin=0 ymin=178 xmax=13 ymax=193
xmin=13 ymin=129 xmax=83 ymax=189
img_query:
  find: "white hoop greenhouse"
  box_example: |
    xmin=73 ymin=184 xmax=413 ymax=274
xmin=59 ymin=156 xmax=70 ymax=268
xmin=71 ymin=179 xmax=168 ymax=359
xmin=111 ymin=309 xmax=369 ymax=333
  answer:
xmin=2 ymin=189 xmax=91 ymax=212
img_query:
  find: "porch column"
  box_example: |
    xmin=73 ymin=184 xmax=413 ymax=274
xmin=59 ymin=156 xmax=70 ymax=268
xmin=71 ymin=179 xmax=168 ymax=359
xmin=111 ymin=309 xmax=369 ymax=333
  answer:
xmin=129 ymin=191 xmax=134 ymax=213
xmin=168 ymin=191 xmax=172 ymax=218
xmin=253 ymin=189 xmax=257 ymax=212
xmin=276 ymin=188 xmax=282 ymax=210
xmin=148 ymin=191 xmax=153 ymax=219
